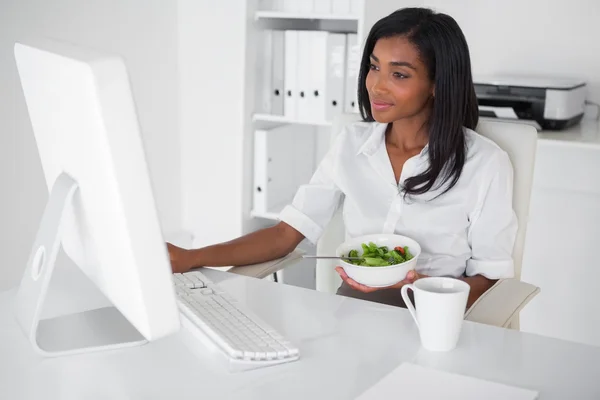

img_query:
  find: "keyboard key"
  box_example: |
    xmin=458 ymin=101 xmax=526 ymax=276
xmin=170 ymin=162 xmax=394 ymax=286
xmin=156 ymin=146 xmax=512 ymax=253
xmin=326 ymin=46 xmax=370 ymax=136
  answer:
xmin=188 ymin=274 xmax=206 ymax=288
xmin=285 ymin=346 xmax=299 ymax=357
xmin=265 ymin=350 xmax=277 ymax=359
xmin=180 ymin=274 xmax=198 ymax=289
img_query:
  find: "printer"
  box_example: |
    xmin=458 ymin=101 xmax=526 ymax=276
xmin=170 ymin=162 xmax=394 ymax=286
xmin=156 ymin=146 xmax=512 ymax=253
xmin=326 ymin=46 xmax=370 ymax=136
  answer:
xmin=473 ymin=76 xmax=587 ymax=130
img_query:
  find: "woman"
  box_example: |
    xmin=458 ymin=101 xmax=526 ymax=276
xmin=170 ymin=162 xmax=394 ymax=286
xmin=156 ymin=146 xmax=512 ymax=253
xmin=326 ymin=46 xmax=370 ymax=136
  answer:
xmin=168 ymin=7 xmax=517 ymax=309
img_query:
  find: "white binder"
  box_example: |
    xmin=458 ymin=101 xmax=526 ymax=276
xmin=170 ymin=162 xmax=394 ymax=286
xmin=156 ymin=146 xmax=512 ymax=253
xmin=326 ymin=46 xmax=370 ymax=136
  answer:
xmin=256 ymin=30 xmax=273 ymax=114
xmin=331 ymin=0 xmax=350 ymax=14
xmin=307 ymin=31 xmax=328 ymax=121
xmin=349 ymin=0 xmax=362 ymax=15
xmin=253 ymin=129 xmax=270 ymax=214
xmin=296 ymin=0 xmax=314 ymax=13
xmin=344 ymin=33 xmax=360 ymax=114
xmin=313 ymin=0 xmax=331 ymax=14
xmin=253 ymin=125 xmax=315 ymax=215
xmin=296 ymin=31 xmax=312 ymax=121
xmin=282 ymin=0 xmax=299 ymax=12
xmin=284 ymin=30 xmax=298 ymax=119
xmin=271 ymin=30 xmax=285 ymax=115
xmin=259 ymin=0 xmax=284 ymax=11
xmin=324 ymin=32 xmax=347 ymax=121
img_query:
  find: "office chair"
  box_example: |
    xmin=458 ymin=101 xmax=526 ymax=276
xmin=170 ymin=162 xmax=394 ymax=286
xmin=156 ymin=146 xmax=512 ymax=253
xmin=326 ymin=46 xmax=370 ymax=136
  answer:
xmin=229 ymin=115 xmax=541 ymax=329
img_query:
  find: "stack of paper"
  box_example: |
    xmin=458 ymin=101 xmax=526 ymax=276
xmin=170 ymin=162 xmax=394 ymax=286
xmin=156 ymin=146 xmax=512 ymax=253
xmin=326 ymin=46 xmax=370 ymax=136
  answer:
xmin=356 ymin=363 xmax=539 ymax=400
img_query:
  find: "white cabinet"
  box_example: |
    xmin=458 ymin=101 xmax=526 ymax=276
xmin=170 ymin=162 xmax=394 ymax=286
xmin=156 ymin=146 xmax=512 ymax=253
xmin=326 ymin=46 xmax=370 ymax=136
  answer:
xmin=519 ymin=125 xmax=600 ymax=347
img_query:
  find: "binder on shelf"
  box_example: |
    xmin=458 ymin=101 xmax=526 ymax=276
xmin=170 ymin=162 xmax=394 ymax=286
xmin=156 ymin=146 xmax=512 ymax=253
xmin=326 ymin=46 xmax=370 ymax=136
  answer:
xmin=349 ymin=0 xmax=363 ymax=15
xmin=284 ymin=30 xmax=299 ymax=119
xmin=282 ymin=0 xmax=300 ymax=13
xmin=331 ymin=0 xmax=350 ymax=14
xmin=259 ymin=0 xmax=284 ymax=11
xmin=324 ymin=32 xmax=347 ymax=121
xmin=296 ymin=31 xmax=312 ymax=121
xmin=344 ymin=33 xmax=360 ymax=114
xmin=271 ymin=30 xmax=285 ymax=115
xmin=257 ymin=30 xmax=273 ymax=114
xmin=313 ymin=0 xmax=331 ymax=14
xmin=253 ymin=125 xmax=315 ymax=216
xmin=307 ymin=31 xmax=328 ymax=121
xmin=296 ymin=0 xmax=314 ymax=13
xmin=303 ymin=31 xmax=346 ymax=122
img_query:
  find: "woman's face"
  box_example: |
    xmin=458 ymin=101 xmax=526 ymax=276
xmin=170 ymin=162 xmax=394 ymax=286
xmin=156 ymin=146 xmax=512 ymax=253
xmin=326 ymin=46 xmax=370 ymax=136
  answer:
xmin=365 ymin=36 xmax=434 ymax=124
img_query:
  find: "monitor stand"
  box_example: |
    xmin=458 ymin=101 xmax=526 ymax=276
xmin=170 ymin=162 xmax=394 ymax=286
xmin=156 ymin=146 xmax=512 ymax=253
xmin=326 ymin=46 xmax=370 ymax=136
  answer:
xmin=13 ymin=173 xmax=148 ymax=357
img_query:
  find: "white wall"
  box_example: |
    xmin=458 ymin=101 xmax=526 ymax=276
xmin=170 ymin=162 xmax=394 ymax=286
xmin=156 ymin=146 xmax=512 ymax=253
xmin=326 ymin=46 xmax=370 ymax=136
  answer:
xmin=179 ymin=0 xmax=268 ymax=249
xmin=0 ymin=0 xmax=181 ymax=289
xmin=425 ymin=0 xmax=600 ymax=103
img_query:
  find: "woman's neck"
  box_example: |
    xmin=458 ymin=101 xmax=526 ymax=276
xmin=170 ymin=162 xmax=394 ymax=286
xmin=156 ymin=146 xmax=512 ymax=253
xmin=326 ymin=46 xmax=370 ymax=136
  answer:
xmin=387 ymin=112 xmax=430 ymax=153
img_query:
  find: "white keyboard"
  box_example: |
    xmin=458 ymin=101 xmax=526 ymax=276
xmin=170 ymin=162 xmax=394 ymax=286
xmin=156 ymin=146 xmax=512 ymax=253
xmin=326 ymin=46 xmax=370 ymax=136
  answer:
xmin=172 ymin=270 xmax=300 ymax=371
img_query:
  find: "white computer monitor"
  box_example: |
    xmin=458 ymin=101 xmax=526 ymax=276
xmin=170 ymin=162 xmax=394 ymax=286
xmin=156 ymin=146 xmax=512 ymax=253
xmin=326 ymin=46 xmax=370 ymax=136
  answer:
xmin=12 ymin=38 xmax=180 ymax=356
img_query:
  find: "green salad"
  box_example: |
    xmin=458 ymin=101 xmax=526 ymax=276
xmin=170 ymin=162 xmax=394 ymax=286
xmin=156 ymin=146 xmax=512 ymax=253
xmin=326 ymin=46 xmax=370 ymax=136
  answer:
xmin=345 ymin=242 xmax=414 ymax=267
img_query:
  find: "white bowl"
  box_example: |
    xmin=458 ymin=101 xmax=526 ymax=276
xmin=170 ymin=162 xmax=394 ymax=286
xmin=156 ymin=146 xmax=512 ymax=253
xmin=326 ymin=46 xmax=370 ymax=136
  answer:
xmin=335 ymin=234 xmax=421 ymax=288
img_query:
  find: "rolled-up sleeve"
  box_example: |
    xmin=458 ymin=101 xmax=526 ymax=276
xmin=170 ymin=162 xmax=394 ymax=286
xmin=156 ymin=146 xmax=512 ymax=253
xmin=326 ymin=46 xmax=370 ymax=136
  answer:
xmin=279 ymin=132 xmax=344 ymax=244
xmin=466 ymin=151 xmax=518 ymax=279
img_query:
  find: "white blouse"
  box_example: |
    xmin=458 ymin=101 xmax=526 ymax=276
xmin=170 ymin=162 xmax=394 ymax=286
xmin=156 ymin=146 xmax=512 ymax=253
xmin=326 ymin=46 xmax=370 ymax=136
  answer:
xmin=279 ymin=121 xmax=517 ymax=280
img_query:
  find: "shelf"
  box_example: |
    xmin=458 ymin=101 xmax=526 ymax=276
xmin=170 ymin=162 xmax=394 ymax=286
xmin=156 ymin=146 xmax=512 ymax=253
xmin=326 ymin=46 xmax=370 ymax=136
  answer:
xmin=252 ymin=113 xmax=332 ymax=128
xmin=255 ymin=10 xmax=360 ymax=22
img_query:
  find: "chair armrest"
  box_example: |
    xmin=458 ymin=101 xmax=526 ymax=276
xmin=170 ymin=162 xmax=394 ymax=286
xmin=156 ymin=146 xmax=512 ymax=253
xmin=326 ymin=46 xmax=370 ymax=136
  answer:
xmin=464 ymin=278 xmax=540 ymax=328
xmin=226 ymin=249 xmax=305 ymax=279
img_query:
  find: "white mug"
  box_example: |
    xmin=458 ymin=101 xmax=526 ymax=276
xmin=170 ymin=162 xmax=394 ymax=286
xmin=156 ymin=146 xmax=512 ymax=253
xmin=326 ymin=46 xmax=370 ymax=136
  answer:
xmin=401 ymin=277 xmax=470 ymax=352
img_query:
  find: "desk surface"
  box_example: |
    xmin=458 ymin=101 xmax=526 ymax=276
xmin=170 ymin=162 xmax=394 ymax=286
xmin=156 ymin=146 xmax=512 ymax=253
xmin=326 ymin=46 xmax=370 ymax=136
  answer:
xmin=537 ymin=119 xmax=600 ymax=148
xmin=2 ymin=266 xmax=600 ymax=400
xmin=479 ymin=117 xmax=600 ymax=148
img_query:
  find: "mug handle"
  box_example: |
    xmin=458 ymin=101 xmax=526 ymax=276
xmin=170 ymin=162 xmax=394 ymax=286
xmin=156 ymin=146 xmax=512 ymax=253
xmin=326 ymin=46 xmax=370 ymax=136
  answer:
xmin=401 ymin=284 xmax=418 ymax=328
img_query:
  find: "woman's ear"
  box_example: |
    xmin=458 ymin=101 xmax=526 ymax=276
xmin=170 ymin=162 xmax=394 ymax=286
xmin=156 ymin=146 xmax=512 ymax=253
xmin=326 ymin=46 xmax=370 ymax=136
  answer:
xmin=432 ymin=85 xmax=435 ymax=98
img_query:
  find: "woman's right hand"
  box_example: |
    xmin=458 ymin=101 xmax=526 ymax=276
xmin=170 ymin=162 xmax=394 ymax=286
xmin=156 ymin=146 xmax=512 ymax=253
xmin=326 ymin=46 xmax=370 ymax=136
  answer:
xmin=166 ymin=243 xmax=195 ymax=273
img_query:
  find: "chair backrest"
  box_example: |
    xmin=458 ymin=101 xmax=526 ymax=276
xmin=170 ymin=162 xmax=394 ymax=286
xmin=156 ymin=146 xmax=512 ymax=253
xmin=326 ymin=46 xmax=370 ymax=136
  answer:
xmin=475 ymin=120 xmax=538 ymax=279
xmin=315 ymin=115 xmax=537 ymax=293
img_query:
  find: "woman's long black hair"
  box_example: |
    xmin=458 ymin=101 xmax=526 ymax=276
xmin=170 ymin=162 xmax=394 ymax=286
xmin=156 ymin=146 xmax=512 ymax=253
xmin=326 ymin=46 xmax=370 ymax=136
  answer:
xmin=357 ymin=7 xmax=479 ymax=197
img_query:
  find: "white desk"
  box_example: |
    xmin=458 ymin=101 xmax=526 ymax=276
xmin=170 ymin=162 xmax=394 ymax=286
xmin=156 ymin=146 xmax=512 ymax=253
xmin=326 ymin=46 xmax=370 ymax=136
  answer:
xmin=536 ymin=119 xmax=600 ymax=147
xmin=1 ymin=265 xmax=600 ymax=400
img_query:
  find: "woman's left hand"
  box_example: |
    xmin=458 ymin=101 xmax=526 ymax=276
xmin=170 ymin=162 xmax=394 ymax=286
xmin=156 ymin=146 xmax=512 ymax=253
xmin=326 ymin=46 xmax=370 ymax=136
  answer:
xmin=335 ymin=266 xmax=426 ymax=293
